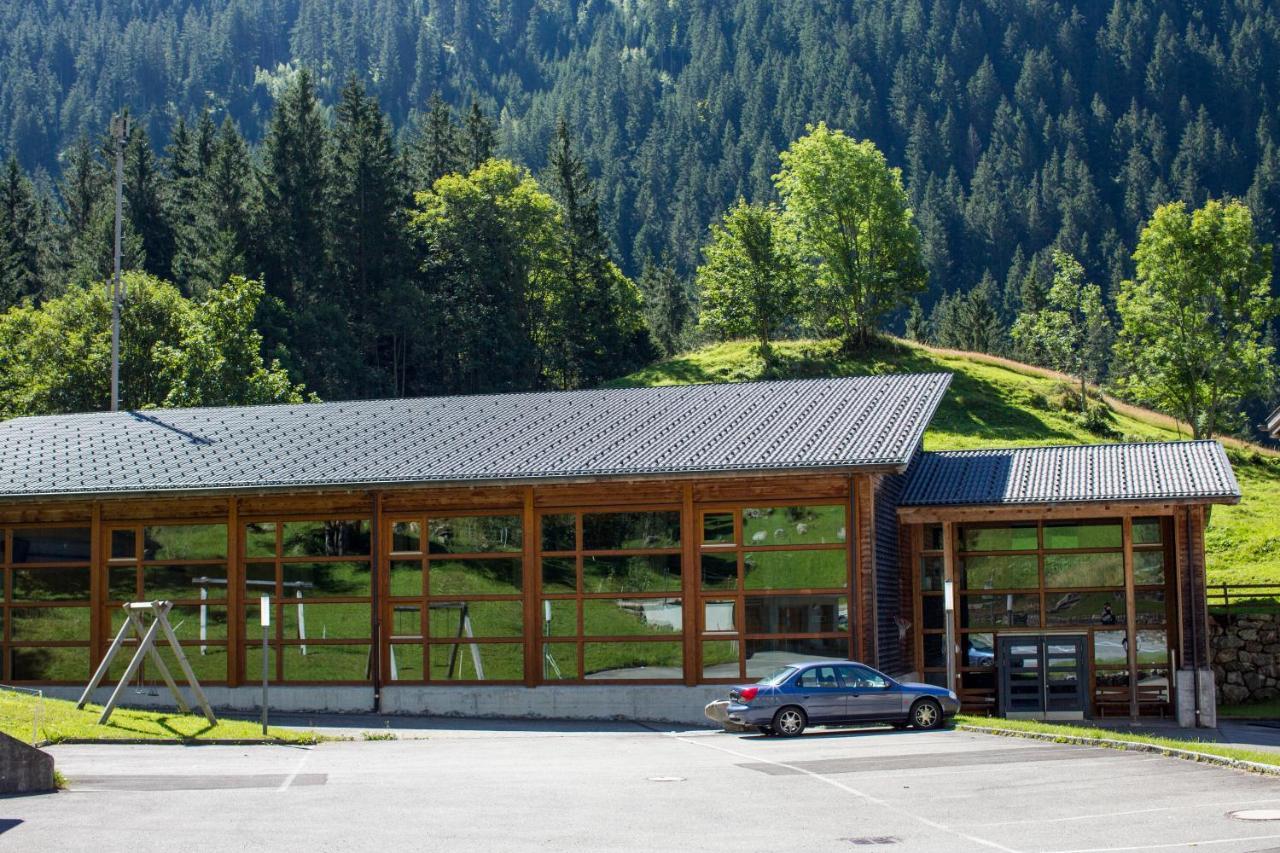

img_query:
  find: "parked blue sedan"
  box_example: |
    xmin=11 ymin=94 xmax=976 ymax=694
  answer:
xmin=724 ymin=661 xmax=960 ymax=737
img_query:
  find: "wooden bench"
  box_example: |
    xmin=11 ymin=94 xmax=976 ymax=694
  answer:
xmin=959 ymin=688 xmax=996 ymax=716
xmin=1095 ymin=685 xmax=1168 ymax=718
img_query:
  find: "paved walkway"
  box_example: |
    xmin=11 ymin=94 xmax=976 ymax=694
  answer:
xmin=6 ymin=723 xmax=1280 ymax=852
xmin=1088 ymin=717 xmax=1280 ymax=753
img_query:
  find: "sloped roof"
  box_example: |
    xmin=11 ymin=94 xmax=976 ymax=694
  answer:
xmin=900 ymin=441 xmax=1240 ymax=507
xmin=1268 ymin=407 xmax=1280 ymax=439
xmin=0 ymin=374 xmax=952 ymax=500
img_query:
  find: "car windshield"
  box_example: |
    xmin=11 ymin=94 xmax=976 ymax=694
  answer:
xmin=756 ymin=666 xmax=797 ymax=686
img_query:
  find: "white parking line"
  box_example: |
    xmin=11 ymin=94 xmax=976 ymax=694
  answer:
xmin=666 ymin=731 xmax=1023 ymax=853
xmin=276 ymin=750 xmax=311 ymax=792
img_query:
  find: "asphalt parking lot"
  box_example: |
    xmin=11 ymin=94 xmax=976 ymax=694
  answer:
xmin=5 ymin=722 xmax=1280 ymax=852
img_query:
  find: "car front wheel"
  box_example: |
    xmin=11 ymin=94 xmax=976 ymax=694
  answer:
xmin=910 ymin=698 xmax=944 ymax=730
xmin=772 ymin=706 xmax=807 ymax=737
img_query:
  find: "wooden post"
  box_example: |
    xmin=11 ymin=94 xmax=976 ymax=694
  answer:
xmin=371 ymin=491 xmax=382 ymax=709
xmin=227 ymin=498 xmax=240 ymax=688
xmin=89 ymin=502 xmax=103 ymax=677
xmin=850 ymin=477 xmax=864 ymax=662
xmin=942 ymin=520 xmax=958 ymax=694
xmin=523 ymin=486 xmax=538 ymax=687
xmin=1123 ymin=516 xmax=1138 ymax=719
xmin=682 ymin=482 xmax=697 ymax=685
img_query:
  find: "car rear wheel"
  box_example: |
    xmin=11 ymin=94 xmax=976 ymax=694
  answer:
xmin=910 ymin=698 xmax=943 ymax=730
xmin=772 ymin=706 xmax=807 ymax=737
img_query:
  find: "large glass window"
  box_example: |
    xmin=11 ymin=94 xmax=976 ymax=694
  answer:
xmin=386 ymin=512 xmax=525 ymax=683
xmin=950 ymin=518 xmax=1173 ymax=714
xmin=539 ymin=509 xmax=682 ymax=682
xmin=918 ymin=524 xmax=947 ymax=686
xmin=696 ymin=503 xmax=851 ymax=681
xmin=2 ymin=526 xmax=92 ymax=683
xmin=243 ymin=518 xmax=371 ymax=683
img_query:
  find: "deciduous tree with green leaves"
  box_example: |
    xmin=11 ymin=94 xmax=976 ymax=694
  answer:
xmin=1011 ymin=251 xmax=1112 ymax=413
xmin=774 ymin=123 xmax=926 ymax=349
xmin=695 ymin=199 xmax=805 ymax=362
xmin=0 ymin=273 xmax=305 ymax=418
xmin=1113 ymin=199 xmax=1278 ymax=439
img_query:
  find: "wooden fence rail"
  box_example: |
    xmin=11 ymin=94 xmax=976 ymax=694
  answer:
xmin=1206 ymin=583 xmax=1280 ymax=624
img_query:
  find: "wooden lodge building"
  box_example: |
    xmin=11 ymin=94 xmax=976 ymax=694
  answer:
xmin=0 ymin=375 xmax=1239 ymax=726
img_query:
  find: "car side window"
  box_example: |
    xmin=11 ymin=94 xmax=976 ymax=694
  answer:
xmin=836 ymin=665 xmax=888 ymax=690
xmin=795 ymin=666 xmax=840 ymax=689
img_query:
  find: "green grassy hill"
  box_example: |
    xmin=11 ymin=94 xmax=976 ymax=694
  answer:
xmin=612 ymin=338 xmax=1280 ymax=587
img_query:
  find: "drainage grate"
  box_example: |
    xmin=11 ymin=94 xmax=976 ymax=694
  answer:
xmin=1228 ymin=810 xmax=1280 ymax=821
xmin=841 ymin=837 xmax=900 ymax=846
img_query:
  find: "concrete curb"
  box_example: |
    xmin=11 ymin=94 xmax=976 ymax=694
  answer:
xmin=42 ymin=737 xmax=330 ymax=747
xmin=957 ymin=723 xmax=1280 ymax=777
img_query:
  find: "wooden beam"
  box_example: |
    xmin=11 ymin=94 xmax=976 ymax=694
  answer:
xmin=896 ymin=500 xmax=1228 ymax=524
xmin=1123 ymin=515 xmax=1138 ymax=719
xmin=89 ymin=502 xmax=103 ymax=675
xmin=942 ymin=520 xmax=958 ymax=694
xmin=682 ymin=483 xmax=697 ymax=686
xmin=227 ymin=497 xmax=241 ymax=688
xmin=523 ymin=486 xmax=538 ymax=687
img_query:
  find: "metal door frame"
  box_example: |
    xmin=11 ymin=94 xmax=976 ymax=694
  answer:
xmin=996 ymin=633 xmax=1087 ymax=721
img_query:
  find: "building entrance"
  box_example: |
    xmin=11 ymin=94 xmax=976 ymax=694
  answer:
xmin=997 ymin=635 xmax=1087 ymax=720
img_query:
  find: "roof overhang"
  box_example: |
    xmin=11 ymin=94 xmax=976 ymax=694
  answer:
xmin=0 ymin=462 xmax=910 ymax=506
xmin=1269 ymin=406 xmax=1280 ymax=439
xmin=897 ymin=495 xmax=1239 ymax=524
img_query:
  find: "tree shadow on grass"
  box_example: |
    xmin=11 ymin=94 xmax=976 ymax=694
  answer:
xmin=605 ymin=357 xmax=717 ymax=388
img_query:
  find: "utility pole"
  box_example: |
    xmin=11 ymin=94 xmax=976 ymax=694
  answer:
xmin=110 ymin=114 xmax=129 ymax=413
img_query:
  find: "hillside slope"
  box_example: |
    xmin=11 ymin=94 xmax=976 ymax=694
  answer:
xmin=613 ymin=338 xmax=1280 ymax=586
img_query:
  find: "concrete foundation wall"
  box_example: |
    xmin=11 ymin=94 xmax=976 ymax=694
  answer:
xmin=0 ymin=732 xmax=55 ymax=794
xmin=1175 ymin=668 xmax=1217 ymax=728
xmin=382 ymin=685 xmax=725 ymax=725
xmin=44 ymin=684 xmax=730 ymax=727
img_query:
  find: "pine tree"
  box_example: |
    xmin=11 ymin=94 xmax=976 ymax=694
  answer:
xmin=904 ymin=299 xmax=929 ymax=342
xmin=0 ymin=157 xmax=43 ymax=306
xmin=408 ymin=93 xmax=462 ymax=188
xmin=638 ymin=255 xmax=694 ymax=358
xmin=462 ymin=101 xmax=496 ymax=172
xmin=124 ymin=123 xmax=175 ymax=281
xmin=329 ymin=75 xmax=407 ymax=396
xmin=545 ymin=119 xmax=651 ymax=387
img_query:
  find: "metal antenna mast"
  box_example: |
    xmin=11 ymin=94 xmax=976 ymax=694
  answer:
xmin=110 ymin=114 xmax=129 ymax=412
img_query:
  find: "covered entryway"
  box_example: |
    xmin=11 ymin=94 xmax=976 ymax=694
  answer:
xmin=997 ymin=634 xmax=1087 ymax=720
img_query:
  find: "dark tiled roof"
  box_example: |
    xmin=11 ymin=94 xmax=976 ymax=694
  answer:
xmin=900 ymin=441 xmax=1240 ymax=507
xmin=0 ymin=374 xmax=951 ymax=499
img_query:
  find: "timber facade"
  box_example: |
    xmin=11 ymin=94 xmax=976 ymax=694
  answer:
xmin=0 ymin=376 xmax=1241 ymax=726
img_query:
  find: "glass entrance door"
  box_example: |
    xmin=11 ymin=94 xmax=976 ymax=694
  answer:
xmin=997 ymin=635 xmax=1087 ymax=720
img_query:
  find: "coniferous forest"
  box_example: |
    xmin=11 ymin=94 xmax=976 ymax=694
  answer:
xmin=0 ymin=0 xmax=1278 ymax=437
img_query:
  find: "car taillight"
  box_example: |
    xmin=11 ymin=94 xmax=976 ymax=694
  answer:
xmin=739 ymin=686 xmax=759 ymax=702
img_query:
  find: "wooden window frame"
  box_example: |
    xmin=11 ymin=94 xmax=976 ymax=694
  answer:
xmin=694 ymin=500 xmax=855 ymax=683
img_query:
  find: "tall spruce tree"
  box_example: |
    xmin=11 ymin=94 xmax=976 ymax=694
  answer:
xmin=545 ymin=119 xmax=651 ymax=387
xmin=0 ymin=157 xmax=44 ymax=306
xmin=329 ymin=76 xmax=407 ymax=396
xmin=123 ymin=122 xmax=175 ymax=281
xmin=462 ymin=101 xmax=496 ymax=171
xmin=408 ymin=93 xmax=462 ymax=189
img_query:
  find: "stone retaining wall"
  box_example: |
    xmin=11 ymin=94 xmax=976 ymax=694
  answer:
xmin=1211 ymin=612 xmax=1280 ymax=705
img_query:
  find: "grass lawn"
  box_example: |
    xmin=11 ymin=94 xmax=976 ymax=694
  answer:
xmin=1217 ymin=698 xmax=1280 ymax=719
xmin=956 ymin=714 xmax=1280 ymax=769
xmin=614 ymin=337 xmax=1280 ymax=588
xmin=0 ymin=690 xmax=324 ymax=743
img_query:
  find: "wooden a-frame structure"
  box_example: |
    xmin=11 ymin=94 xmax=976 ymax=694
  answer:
xmin=77 ymin=600 xmax=217 ymax=726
